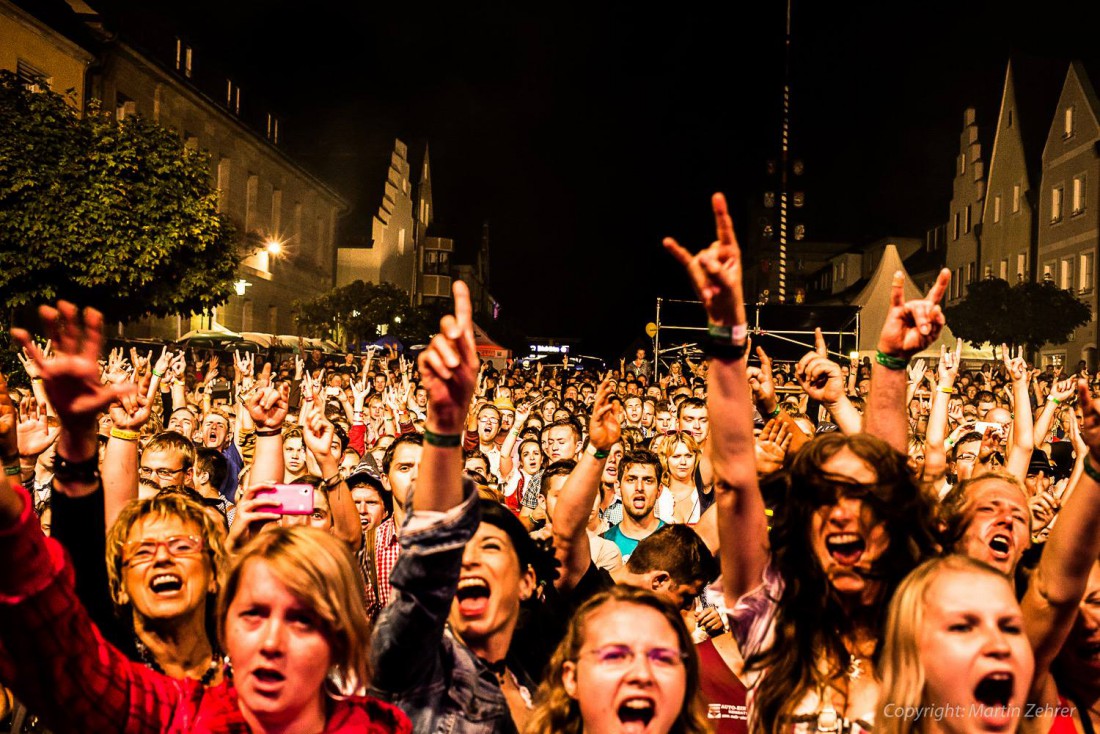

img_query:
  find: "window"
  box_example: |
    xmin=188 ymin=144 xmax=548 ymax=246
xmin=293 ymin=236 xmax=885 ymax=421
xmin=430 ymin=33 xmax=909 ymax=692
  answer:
xmin=839 ymin=261 xmax=846 ymax=281
xmin=963 ymin=204 xmax=971 ymax=234
xmin=271 ymin=189 xmax=282 ymax=232
xmin=226 ymin=80 xmax=240 ymax=115
xmin=999 ymin=259 xmax=1008 ymax=280
xmin=398 ymin=228 xmax=406 ymax=255
xmin=1052 ymin=186 xmax=1065 ymax=223
xmin=1043 ymin=262 xmax=1054 ymax=282
xmin=424 ymin=250 xmax=450 ymax=276
xmin=16 ymin=60 xmax=49 ymax=91
xmin=1062 ymin=258 xmax=1073 ymax=290
xmin=958 ymin=154 xmax=966 ymax=176
xmin=1081 ymin=253 xmax=1095 ymax=293
xmin=216 ymin=158 xmax=231 ymax=214
xmin=115 ymin=92 xmax=136 ymax=120
xmin=984 ymin=264 xmax=992 ymax=279
xmin=953 ymin=212 xmax=960 ymax=240
xmin=1073 ymin=175 xmax=1086 ymax=215
xmin=967 ymin=262 xmax=976 ymax=285
xmin=993 ymin=195 xmax=1002 ymax=223
xmin=1017 ymin=253 xmax=1027 ymax=281
xmin=266 ymin=114 xmax=279 ymax=144
xmin=245 ymin=174 xmax=258 ymax=232
xmin=1007 ymin=109 xmax=1013 ymax=127
xmin=175 ymin=39 xmax=192 ymax=78
xmin=1065 ymin=106 xmax=1075 ymax=138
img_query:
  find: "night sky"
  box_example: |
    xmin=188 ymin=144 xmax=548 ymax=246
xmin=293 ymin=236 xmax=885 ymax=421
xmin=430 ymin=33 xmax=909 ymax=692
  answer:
xmin=87 ymin=0 xmax=1100 ymax=357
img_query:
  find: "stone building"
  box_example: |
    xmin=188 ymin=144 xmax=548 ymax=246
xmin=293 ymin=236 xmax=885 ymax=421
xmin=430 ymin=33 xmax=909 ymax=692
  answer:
xmin=944 ymin=108 xmax=986 ymax=305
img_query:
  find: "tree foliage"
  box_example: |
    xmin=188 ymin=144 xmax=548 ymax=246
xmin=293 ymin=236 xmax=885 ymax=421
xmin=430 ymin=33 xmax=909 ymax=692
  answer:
xmin=294 ymin=280 xmax=447 ymax=349
xmin=945 ymin=277 xmax=1092 ymax=352
xmin=0 ymin=71 xmax=240 ymax=322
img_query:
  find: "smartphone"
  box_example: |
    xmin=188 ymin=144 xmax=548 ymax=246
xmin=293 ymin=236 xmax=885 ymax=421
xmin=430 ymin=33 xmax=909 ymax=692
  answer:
xmin=326 ymin=386 xmax=340 ymax=397
xmin=973 ymin=421 xmax=1006 ymax=436
xmin=258 ymin=484 xmax=314 ymax=515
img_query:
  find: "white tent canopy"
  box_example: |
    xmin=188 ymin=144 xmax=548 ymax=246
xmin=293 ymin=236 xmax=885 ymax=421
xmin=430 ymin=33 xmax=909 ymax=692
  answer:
xmin=849 ymin=245 xmax=994 ymax=361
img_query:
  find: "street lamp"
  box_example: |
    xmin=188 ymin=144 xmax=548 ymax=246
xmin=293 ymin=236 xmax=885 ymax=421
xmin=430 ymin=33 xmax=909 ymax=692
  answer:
xmin=234 ymin=279 xmax=252 ymax=296
xmin=264 ymin=238 xmax=283 ymax=256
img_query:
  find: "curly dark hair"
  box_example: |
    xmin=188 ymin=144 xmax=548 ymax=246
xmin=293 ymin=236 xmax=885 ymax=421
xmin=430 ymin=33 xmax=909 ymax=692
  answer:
xmin=746 ymin=432 xmax=940 ymax=734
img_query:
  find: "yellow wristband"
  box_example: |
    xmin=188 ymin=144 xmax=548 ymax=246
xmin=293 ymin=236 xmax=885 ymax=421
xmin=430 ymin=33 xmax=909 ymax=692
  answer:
xmin=110 ymin=427 xmax=139 ymax=441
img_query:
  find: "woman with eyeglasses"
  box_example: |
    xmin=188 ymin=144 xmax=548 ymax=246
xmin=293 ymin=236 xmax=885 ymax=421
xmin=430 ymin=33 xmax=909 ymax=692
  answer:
xmin=524 ymin=586 xmax=709 ymax=734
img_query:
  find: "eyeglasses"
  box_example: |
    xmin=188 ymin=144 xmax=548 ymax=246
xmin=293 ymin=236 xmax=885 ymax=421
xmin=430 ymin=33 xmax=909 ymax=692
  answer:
xmin=478 ymin=417 xmax=500 ymax=426
xmin=123 ymin=535 xmax=204 ymax=566
xmin=138 ymin=466 xmax=185 ymax=480
xmin=578 ymin=644 xmax=687 ymax=670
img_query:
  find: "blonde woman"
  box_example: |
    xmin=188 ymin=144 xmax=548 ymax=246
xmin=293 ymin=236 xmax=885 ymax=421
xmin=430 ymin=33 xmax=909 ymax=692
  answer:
xmin=876 ymin=555 xmax=1033 ymax=734
xmin=525 ymin=585 xmax=709 ymax=734
xmin=655 ymin=432 xmax=703 ymax=525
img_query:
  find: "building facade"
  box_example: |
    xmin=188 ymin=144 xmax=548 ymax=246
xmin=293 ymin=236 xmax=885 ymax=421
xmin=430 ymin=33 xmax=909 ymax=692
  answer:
xmin=0 ymin=0 xmax=93 ymax=108
xmin=944 ymin=108 xmax=986 ymax=305
xmin=2 ymin=0 xmax=348 ymax=338
xmin=1036 ymin=61 xmax=1100 ymax=368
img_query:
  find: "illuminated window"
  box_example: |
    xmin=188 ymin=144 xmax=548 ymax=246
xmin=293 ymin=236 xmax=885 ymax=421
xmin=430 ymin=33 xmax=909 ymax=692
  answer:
xmin=1073 ymin=175 xmax=1086 ymax=215
xmin=1052 ymin=186 xmax=1064 ymax=223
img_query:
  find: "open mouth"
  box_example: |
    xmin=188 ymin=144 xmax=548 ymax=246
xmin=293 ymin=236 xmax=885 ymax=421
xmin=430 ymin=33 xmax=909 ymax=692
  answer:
xmin=825 ymin=533 xmax=865 ymax=566
xmin=251 ymin=667 xmax=286 ymax=693
xmin=1079 ymin=641 xmax=1100 ymax=661
xmin=149 ymin=573 xmax=183 ymax=594
xmin=988 ymin=534 xmax=1011 ymax=560
xmin=618 ymin=698 xmax=655 ymax=730
xmin=973 ymin=672 xmax=1014 ymax=709
xmin=207 ymin=429 xmax=220 ymax=444
xmin=455 ymin=576 xmax=491 ymax=617
xmin=632 ymin=494 xmax=648 ymax=509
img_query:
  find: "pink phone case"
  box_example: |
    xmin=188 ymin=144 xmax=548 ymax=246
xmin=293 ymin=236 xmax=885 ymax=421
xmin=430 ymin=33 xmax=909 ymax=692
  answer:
xmin=259 ymin=484 xmax=314 ymax=515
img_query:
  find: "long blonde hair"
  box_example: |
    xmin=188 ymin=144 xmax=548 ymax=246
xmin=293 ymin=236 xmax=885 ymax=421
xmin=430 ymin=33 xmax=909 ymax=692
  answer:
xmin=524 ymin=586 xmax=709 ymax=734
xmin=876 ymin=555 xmax=1012 ymax=734
xmin=218 ymin=526 xmax=372 ymax=693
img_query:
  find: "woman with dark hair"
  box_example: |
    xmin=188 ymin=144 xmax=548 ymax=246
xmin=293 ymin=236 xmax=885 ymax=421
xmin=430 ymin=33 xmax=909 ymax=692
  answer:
xmin=525 ymin=585 xmax=709 ymax=734
xmin=664 ymin=192 xmax=950 ymax=734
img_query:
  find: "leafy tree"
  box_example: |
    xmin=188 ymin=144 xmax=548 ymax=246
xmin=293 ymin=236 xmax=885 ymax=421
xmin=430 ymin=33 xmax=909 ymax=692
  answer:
xmin=945 ymin=277 xmax=1091 ymax=352
xmin=0 ymin=71 xmax=239 ymax=323
xmin=294 ymin=280 xmax=446 ymax=348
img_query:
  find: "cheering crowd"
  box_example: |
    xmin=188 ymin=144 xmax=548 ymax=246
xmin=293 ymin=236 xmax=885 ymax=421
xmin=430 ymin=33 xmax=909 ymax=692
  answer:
xmin=0 ymin=192 xmax=1099 ymax=734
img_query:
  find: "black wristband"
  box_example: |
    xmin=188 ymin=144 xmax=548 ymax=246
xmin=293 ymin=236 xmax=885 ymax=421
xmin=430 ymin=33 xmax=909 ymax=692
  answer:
xmin=254 ymin=427 xmax=283 ymax=437
xmin=52 ymin=454 xmax=101 ymax=483
xmin=704 ymin=340 xmax=747 ymax=361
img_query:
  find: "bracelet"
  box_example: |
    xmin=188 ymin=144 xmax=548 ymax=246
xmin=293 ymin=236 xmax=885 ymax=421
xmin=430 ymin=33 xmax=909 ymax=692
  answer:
xmin=30 ymin=377 xmax=42 ymax=383
xmin=4 ymin=465 xmax=20 ymax=476
xmin=152 ymin=368 xmax=164 ymax=378
xmin=323 ymin=473 xmax=343 ymax=489
xmin=110 ymin=427 xmax=139 ymax=441
xmin=1051 ymin=397 xmax=1061 ymax=406
xmin=707 ymin=323 xmax=748 ymax=346
xmin=52 ymin=454 xmax=100 ymax=483
xmin=1084 ymin=455 xmax=1100 ymax=484
xmin=423 ymin=429 xmax=462 ymax=448
xmin=255 ymin=427 xmax=283 ymax=438
xmin=586 ymin=443 xmax=609 ymax=460
xmin=875 ymin=350 xmax=909 ymax=371
xmin=938 ymin=386 xmax=954 ymax=394
xmin=704 ymin=340 xmax=747 ymax=362
xmin=768 ymin=406 xmax=782 ymax=418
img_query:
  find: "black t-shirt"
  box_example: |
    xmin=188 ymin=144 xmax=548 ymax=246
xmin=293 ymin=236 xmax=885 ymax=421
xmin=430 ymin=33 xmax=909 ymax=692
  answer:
xmin=509 ymin=561 xmax=614 ymax=682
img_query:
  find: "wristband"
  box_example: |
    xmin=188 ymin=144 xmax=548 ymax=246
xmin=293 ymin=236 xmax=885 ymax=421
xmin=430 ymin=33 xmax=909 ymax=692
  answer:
xmin=875 ymin=350 xmax=909 ymax=371
xmin=5 ymin=465 xmax=20 ymax=476
xmin=1051 ymin=397 xmax=1061 ymax=406
xmin=1084 ymin=456 xmax=1100 ymax=484
xmin=704 ymin=340 xmax=747 ymax=362
xmin=423 ymin=429 xmax=462 ymax=448
xmin=110 ymin=427 xmax=140 ymax=441
xmin=52 ymin=454 xmax=100 ymax=483
xmin=707 ymin=323 xmax=748 ymax=346
xmin=323 ymin=473 xmax=343 ymax=489
xmin=255 ymin=427 xmax=283 ymax=438
xmin=586 ymin=443 xmax=610 ymax=460
xmin=31 ymin=377 xmax=42 ymax=383
xmin=767 ymin=405 xmax=782 ymax=418
xmin=152 ymin=368 xmax=164 ymax=378
xmin=938 ymin=386 xmax=954 ymax=394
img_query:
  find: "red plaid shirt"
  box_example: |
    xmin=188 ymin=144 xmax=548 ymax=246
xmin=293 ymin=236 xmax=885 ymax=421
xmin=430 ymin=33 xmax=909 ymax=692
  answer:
xmin=0 ymin=484 xmax=410 ymax=734
xmin=361 ymin=516 xmax=401 ymax=619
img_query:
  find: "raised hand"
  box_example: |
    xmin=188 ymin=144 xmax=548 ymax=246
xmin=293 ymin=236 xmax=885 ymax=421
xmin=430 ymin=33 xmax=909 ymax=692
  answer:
xmin=1049 ymin=377 xmax=1076 ymax=405
xmin=746 ymin=346 xmax=778 ymax=407
xmin=907 ymin=358 xmax=927 ymax=385
xmin=0 ymin=373 xmax=17 ymax=462
xmin=1028 ymin=490 xmax=1060 ymax=533
xmin=226 ymin=484 xmax=283 ymax=552
xmin=301 ymin=399 xmax=335 ymax=461
xmin=937 ymin=341 xmax=962 ymax=384
xmin=754 ymin=417 xmax=791 ymax=476
xmin=1001 ymin=344 xmax=1028 ymax=383
xmin=17 ymin=396 xmax=58 ymax=457
xmin=169 ymin=350 xmax=186 ymax=381
xmin=663 ymin=193 xmax=746 ymax=328
xmin=244 ymin=373 xmax=289 ymax=430
xmin=588 ymin=378 xmax=621 ymax=452
xmin=877 ymin=269 xmax=951 ymax=359
xmin=11 ymin=303 xmax=135 ymax=425
xmin=795 ymin=328 xmax=845 ymax=405
xmin=418 ymin=281 xmax=480 ymax=432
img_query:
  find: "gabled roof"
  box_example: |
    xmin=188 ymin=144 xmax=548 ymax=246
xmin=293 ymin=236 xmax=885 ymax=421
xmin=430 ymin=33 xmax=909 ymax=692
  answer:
xmin=1073 ymin=60 xmax=1100 ymax=133
xmin=1009 ymin=57 xmax=1068 ymax=184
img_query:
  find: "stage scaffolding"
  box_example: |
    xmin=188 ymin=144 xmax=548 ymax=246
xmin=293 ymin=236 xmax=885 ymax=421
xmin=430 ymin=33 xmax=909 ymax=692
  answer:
xmin=652 ymin=297 xmax=861 ymax=381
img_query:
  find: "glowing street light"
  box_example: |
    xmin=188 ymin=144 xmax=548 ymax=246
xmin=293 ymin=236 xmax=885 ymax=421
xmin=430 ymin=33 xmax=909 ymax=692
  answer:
xmin=264 ymin=238 xmax=283 ymax=255
xmin=234 ymin=279 xmax=252 ymax=296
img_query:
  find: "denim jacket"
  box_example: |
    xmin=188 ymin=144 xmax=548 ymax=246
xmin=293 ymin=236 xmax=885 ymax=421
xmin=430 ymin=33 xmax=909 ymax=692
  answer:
xmin=369 ymin=489 xmax=523 ymax=734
